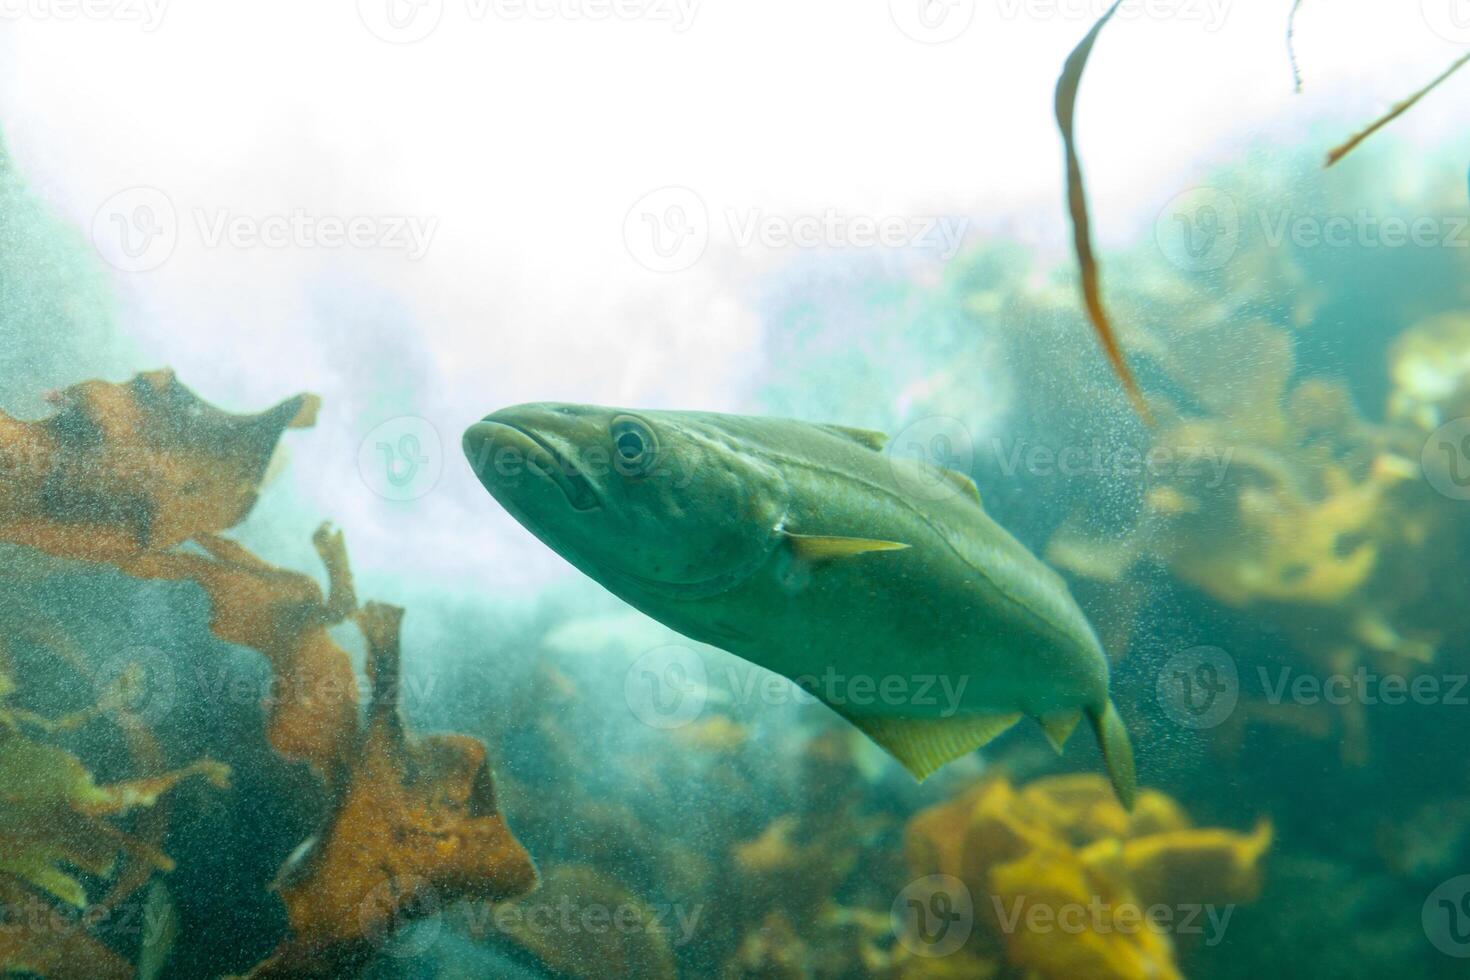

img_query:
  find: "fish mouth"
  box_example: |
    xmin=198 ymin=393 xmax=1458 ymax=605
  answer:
xmin=463 ymin=419 xmax=601 ymax=512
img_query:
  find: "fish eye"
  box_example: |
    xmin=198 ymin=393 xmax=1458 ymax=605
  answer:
xmin=610 ymin=415 xmax=658 ymax=476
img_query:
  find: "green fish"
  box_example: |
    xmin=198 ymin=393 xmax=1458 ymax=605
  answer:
xmin=463 ymin=404 xmax=1136 ymax=806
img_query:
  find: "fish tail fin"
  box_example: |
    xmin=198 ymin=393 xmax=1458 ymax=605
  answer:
xmin=1088 ymin=698 xmax=1137 ymax=810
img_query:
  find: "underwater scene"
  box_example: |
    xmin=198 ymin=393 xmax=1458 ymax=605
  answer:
xmin=1 ymin=3 xmax=1469 ymax=978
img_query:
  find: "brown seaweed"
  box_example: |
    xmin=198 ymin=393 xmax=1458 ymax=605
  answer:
xmin=1055 ymin=0 xmax=1152 ymax=423
xmin=0 ymin=370 xmax=317 ymax=563
xmin=244 ymin=602 xmax=537 ymax=977
xmin=1325 ymin=51 xmax=1470 ymax=167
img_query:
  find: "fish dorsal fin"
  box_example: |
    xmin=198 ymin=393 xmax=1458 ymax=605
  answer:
xmin=941 ymin=468 xmax=983 ymax=505
xmin=820 ymin=424 xmax=888 ymax=451
xmin=839 ymin=712 xmax=1021 ymax=781
xmin=782 ymin=532 xmax=910 ymax=561
xmin=1039 ymin=709 xmax=1083 ymax=753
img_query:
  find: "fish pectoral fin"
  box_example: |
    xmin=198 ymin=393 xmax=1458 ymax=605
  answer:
xmin=1039 ymin=709 xmax=1083 ymax=754
xmin=839 ymin=711 xmax=1022 ymax=782
xmin=782 ymin=532 xmax=910 ymax=562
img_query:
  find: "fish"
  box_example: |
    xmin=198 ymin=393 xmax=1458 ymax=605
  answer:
xmin=463 ymin=404 xmax=1137 ymax=806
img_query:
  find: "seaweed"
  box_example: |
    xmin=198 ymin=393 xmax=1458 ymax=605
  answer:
xmin=245 ymin=603 xmax=538 ymax=977
xmin=1325 ymin=52 xmax=1470 ymax=168
xmin=1055 ymin=0 xmax=1151 ymax=424
xmin=0 ymin=372 xmax=536 ymax=977
xmin=902 ymin=774 xmax=1271 ymax=979
xmin=1054 ymin=3 xmax=1467 ymax=413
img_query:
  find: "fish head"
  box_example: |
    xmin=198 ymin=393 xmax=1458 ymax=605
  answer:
xmin=464 ymin=403 xmax=788 ymax=598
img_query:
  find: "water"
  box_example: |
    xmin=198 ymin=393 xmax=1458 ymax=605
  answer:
xmin=3 ymin=8 xmax=1470 ymax=979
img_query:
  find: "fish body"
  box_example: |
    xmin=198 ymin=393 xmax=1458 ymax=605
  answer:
xmin=463 ymin=404 xmax=1135 ymax=805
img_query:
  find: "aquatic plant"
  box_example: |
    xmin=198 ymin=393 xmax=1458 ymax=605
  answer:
xmin=1046 ymin=307 xmax=1467 ymax=764
xmin=1054 ymin=1 xmax=1468 ymax=415
xmin=0 ymin=663 xmax=228 ymax=979
xmin=246 ymin=602 xmax=537 ymax=977
xmin=0 ymin=372 xmax=537 ymax=977
xmin=901 ymin=774 xmax=1272 ymax=979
